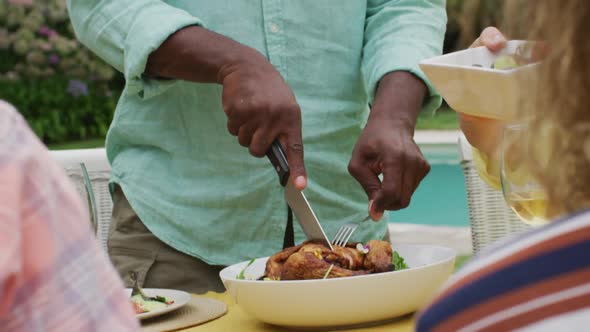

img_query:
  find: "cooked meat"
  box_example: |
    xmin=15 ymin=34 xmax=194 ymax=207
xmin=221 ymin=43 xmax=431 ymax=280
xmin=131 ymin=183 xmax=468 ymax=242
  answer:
xmin=263 ymin=239 xmax=394 ymax=280
xmin=363 ymin=240 xmax=395 ymax=273
xmin=280 ymin=252 xmax=367 ymax=280
xmin=325 ymin=245 xmax=365 ymax=270
xmin=265 ymin=243 xmax=303 ymax=279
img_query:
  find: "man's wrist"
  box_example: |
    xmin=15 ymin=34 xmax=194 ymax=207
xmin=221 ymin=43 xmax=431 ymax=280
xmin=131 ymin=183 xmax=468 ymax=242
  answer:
xmin=216 ymin=45 xmax=267 ymax=84
xmin=146 ymin=25 xmax=259 ymax=84
xmin=369 ymin=71 xmax=427 ymax=132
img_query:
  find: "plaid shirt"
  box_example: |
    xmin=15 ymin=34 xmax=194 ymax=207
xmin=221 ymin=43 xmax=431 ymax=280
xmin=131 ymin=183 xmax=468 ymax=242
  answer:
xmin=0 ymin=101 xmax=139 ymax=331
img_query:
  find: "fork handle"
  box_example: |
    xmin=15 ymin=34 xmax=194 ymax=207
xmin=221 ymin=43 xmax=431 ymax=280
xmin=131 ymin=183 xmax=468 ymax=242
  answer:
xmin=266 ymin=140 xmax=290 ymax=187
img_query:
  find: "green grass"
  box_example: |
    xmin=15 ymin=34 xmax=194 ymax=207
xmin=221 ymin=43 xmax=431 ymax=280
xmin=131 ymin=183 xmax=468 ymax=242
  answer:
xmin=416 ymin=108 xmax=459 ymax=130
xmin=48 ymin=138 xmax=105 ymax=150
xmin=455 ymin=255 xmax=471 ymax=271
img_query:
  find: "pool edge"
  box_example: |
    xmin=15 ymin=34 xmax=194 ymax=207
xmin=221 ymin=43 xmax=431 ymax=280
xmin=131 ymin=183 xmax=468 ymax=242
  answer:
xmin=388 ymin=223 xmax=473 ymax=256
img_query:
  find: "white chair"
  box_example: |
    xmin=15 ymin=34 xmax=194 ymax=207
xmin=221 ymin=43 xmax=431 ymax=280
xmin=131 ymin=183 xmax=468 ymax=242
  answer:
xmin=50 ymin=148 xmax=112 ymax=252
xmin=458 ymin=135 xmax=531 ymax=253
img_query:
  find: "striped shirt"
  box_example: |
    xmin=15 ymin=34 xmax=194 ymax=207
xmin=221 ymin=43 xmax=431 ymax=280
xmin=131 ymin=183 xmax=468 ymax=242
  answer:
xmin=0 ymin=101 xmax=139 ymax=331
xmin=416 ymin=209 xmax=590 ymax=332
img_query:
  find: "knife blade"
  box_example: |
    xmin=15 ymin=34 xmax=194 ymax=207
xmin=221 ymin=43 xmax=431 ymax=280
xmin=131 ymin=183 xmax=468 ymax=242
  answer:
xmin=284 ymin=178 xmax=333 ymax=250
xmin=266 ymin=140 xmax=334 ymax=250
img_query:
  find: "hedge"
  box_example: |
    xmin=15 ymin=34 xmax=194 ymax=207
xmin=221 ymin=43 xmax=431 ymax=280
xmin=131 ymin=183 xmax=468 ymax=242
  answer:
xmin=0 ymin=76 xmax=122 ymax=142
xmin=0 ymin=0 xmax=123 ymax=143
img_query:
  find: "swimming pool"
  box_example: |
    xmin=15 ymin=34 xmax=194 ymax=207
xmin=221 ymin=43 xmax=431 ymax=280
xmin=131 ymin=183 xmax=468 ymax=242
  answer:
xmin=390 ymin=142 xmax=470 ymax=227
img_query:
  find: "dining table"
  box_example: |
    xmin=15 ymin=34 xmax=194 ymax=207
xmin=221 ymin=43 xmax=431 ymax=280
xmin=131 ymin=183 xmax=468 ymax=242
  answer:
xmin=177 ymin=291 xmax=415 ymax=332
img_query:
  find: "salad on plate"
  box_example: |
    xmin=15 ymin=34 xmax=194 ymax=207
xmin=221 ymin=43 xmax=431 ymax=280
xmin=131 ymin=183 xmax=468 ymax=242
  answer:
xmin=128 ymin=271 xmax=175 ymax=315
xmin=131 ymin=293 xmax=175 ymax=314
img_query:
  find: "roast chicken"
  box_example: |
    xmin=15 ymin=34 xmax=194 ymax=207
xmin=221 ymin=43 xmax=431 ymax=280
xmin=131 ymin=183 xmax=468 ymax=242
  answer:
xmin=264 ymin=239 xmax=395 ymax=280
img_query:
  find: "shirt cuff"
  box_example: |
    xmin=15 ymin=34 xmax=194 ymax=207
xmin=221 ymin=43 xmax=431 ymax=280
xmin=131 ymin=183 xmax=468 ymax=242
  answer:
xmin=124 ymin=6 xmax=203 ymax=100
xmin=364 ymin=44 xmax=442 ymax=115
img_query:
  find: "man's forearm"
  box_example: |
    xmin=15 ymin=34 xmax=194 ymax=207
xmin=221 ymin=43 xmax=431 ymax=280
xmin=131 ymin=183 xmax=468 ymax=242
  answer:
xmin=145 ymin=26 xmax=261 ymax=84
xmin=370 ymin=71 xmax=427 ymax=133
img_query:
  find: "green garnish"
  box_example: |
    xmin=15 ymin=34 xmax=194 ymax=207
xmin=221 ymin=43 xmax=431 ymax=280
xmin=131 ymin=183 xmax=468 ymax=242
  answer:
xmin=392 ymin=251 xmax=408 ymax=271
xmin=236 ymin=258 xmax=256 ymax=279
xmin=154 ymin=296 xmax=168 ymax=303
xmin=323 ymin=264 xmax=335 ymax=279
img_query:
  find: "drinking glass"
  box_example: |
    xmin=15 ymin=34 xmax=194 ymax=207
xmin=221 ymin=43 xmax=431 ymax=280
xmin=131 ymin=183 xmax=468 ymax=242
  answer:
xmin=500 ymin=124 xmax=549 ymax=225
xmin=64 ymin=162 xmax=98 ymax=233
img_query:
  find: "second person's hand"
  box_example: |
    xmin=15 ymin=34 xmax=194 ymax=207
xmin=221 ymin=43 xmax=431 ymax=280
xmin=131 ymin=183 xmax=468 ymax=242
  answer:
xmin=460 ymin=27 xmax=507 ymax=157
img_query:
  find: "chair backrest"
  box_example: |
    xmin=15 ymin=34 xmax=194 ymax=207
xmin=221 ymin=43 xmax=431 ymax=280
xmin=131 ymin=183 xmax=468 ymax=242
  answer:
xmin=458 ymin=135 xmax=531 ymax=253
xmin=50 ymin=148 xmax=112 ymax=252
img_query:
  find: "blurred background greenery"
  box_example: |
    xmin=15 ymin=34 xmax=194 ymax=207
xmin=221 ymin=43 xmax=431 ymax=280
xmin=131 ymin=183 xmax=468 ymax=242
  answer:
xmin=0 ymin=0 xmax=503 ymax=146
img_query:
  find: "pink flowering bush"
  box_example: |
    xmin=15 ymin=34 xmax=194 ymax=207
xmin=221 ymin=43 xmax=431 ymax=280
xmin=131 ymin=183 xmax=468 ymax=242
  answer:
xmin=0 ymin=0 xmax=122 ymax=143
xmin=0 ymin=0 xmax=116 ymax=85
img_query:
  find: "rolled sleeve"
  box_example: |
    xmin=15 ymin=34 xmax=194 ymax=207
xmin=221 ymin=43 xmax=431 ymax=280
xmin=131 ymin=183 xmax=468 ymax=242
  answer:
xmin=67 ymin=1 xmax=203 ymax=99
xmin=363 ymin=0 xmax=447 ymax=114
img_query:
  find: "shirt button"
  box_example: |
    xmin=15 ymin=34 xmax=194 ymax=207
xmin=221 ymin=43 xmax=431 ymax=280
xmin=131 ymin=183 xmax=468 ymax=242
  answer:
xmin=269 ymin=23 xmax=280 ymax=33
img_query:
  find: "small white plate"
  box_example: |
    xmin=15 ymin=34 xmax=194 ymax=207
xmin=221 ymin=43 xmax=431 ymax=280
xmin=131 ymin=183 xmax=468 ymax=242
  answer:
xmin=125 ymin=288 xmax=191 ymax=320
xmin=219 ymin=244 xmax=456 ymax=328
xmin=420 ymin=40 xmax=540 ymax=120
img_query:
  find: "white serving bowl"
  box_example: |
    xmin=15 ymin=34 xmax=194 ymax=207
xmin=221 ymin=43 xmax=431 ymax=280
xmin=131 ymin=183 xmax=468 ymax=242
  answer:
xmin=420 ymin=40 xmax=540 ymax=120
xmin=219 ymin=244 xmax=456 ymax=328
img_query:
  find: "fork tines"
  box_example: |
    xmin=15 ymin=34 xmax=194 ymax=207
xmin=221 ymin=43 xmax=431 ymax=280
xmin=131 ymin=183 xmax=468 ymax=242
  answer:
xmin=331 ymin=224 xmax=358 ymax=247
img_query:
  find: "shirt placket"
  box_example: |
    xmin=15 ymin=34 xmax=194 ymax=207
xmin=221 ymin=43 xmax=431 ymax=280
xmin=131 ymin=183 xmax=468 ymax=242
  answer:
xmin=262 ymin=0 xmax=290 ymax=237
xmin=262 ymin=0 xmax=286 ymax=75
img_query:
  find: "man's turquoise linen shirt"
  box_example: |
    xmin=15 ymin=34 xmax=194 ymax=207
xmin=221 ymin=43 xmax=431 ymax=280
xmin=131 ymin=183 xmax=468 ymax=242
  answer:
xmin=67 ymin=0 xmax=446 ymax=266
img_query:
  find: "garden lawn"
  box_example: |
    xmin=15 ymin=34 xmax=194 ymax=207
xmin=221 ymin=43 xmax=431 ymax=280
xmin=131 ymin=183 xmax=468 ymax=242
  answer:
xmin=416 ymin=108 xmax=459 ymax=130
xmin=48 ymin=138 xmax=105 ymax=150
xmin=454 ymin=255 xmax=471 ymax=271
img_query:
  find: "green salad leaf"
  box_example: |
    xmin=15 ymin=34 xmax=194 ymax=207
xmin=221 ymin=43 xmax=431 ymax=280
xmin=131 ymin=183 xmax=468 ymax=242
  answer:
xmin=154 ymin=296 xmax=169 ymax=303
xmin=392 ymin=251 xmax=408 ymax=271
xmin=236 ymin=258 xmax=256 ymax=280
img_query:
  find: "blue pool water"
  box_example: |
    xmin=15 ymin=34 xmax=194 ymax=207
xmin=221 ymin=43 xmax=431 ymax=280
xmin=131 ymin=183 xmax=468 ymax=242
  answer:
xmin=389 ymin=144 xmax=470 ymax=227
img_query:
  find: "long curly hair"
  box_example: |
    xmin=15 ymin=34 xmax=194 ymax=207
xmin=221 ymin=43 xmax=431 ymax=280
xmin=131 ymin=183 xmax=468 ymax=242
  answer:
xmin=506 ymin=1 xmax=590 ymax=216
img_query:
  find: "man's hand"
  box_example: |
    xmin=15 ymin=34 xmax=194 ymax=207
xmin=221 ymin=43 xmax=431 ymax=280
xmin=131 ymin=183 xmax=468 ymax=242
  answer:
xmin=218 ymin=51 xmax=306 ymax=189
xmin=349 ymin=72 xmax=430 ymax=221
xmin=459 ymin=27 xmax=507 ymax=157
xmin=146 ymin=26 xmax=306 ymax=189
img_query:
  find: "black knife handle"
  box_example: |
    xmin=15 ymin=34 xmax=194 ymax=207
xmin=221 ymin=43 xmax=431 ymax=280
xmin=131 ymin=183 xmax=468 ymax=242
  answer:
xmin=266 ymin=140 xmax=290 ymax=186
